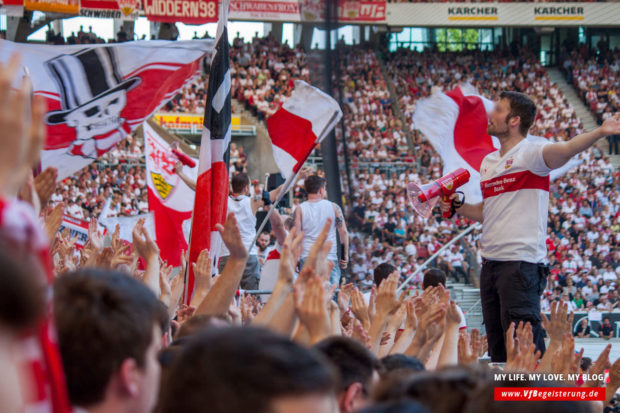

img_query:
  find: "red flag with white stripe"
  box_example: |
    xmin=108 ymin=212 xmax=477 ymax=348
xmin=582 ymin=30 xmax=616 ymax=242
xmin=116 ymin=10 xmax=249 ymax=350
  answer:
xmin=266 ymin=80 xmax=342 ymax=180
xmin=412 ymin=85 xmax=581 ymax=203
xmin=184 ymin=0 xmax=231 ymax=304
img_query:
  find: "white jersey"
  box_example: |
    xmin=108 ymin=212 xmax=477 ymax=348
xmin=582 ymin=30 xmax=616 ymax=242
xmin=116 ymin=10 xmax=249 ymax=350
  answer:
xmin=480 ymin=139 xmax=552 ymax=263
xmin=299 ymin=199 xmax=338 ymax=261
xmin=220 ymin=195 xmax=257 ymax=257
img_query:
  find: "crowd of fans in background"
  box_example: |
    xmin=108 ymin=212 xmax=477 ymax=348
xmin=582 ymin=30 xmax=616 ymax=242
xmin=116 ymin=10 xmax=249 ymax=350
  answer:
xmin=45 ymin=35 xmax=620 ymax=337
xmin=562 ymin=45 xmax=620 ymax=155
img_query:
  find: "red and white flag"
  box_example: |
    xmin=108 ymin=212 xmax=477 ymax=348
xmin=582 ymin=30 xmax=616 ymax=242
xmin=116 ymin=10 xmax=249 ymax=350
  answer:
xmin=144 ymin=122 xmax=196 ymax=267
xmin=412 ymin=85 xmax=581 ymax=203
xmin=0 ymin=39 xmax=212 ymax=180
xmin=185 ymin=0 xmax=231 ymax=304
xmin=266 ymin=80 xmax=342 ymax=180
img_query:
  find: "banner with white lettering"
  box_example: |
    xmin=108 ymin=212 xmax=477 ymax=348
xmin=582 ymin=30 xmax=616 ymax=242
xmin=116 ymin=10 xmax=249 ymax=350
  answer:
xmin=143 ymin=0 xmax=218 ymax=24
xmin=58 ymin=215 xmax=90 ymax=247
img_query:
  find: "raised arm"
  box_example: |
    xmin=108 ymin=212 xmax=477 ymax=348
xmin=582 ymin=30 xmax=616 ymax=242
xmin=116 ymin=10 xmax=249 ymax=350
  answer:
xmin=542 ymin=114 xmax=620 ymax=170
xmin=333 ymin=203 xmax=349 ymax=269
xmin=174 ymin=161 xmax=196 ymax=191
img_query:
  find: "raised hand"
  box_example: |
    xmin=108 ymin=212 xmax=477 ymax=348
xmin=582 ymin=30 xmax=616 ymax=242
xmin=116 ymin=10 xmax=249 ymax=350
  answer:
xmin=34 ymin=167 xmax=58 ymax=207
xmin=216 ymin=213 xmax=248 ymax=259
xmin=132 ymin=220 xmax=159 ymax=260
xmin=44 ymin=203 xmax=64 ymax=242
xmin=87 ymin=217 xmax=103 ymax=252
xmin=350 ymin=286 xmax=371 ymax=330
xmin=159 ymin=261 xmax=173 ymax=306
xmin=586 ymin=344 xmax=611 ymax=388
xmin=302 ymin=218 xmax=332 ymax=280
xmin=278 ymin=228 xmax=303 ymax=286
xmin=600 ymin=113 xmax=620 ymax=137
xmin=541 ymin=301 xmax=573 ymax=343
xmin=190 ymin=249 xmax=218 ymax=309
xmin=458 ymin=329 xmax=482 ymax=365
xmin=295 ymin=272 xmax=329 ymax=345
xmin=375 ymin=272 xmax=406 ymax=317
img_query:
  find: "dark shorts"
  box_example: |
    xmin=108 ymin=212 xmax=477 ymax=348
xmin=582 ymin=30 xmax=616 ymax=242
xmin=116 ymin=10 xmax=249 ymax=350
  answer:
xmin=218 ymin=254 xmax=260 ymax=290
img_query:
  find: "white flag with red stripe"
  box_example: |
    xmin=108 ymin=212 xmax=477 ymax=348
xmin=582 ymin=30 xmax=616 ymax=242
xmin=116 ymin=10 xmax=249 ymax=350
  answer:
xmin=0 ymin=39 xmax=212 ymax=180
xmin=266 ymin=80 xmax=342 ymax=180
xmin=412 ymin=85 xmax=582 ymax=203
xmin=185 ymin=0 xmax=231 ymax=304
xmin=144 ymin=122 xmax=196 ymax=267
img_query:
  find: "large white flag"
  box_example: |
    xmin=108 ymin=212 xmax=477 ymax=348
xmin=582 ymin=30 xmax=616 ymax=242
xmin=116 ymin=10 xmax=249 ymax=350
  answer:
xmin=412 ymin=85 xmax=582 ymax=204
xmin=0 ymin=39 xmax=212 ymax=180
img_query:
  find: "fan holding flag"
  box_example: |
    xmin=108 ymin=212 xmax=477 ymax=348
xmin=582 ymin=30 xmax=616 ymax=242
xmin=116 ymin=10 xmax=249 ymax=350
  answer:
xmin=434 ymin=91 xmax=620 ymax=363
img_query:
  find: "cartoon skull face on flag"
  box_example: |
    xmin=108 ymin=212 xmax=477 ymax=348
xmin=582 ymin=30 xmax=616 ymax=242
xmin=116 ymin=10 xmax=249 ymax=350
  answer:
xmin=0 ymin=39 xmax=213 ymax=179
xmin=44 ymin=47 xmax=141 ymax=159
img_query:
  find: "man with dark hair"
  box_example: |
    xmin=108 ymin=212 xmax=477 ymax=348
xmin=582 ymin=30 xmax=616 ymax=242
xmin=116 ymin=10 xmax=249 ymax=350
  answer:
xmin=374 ymin=263 xmax=397 ymax=287
xmin=314 ymin=336 xmax=381 ymax=413
xmin=256 ymin=231 xmax=272 ymax=268
xmin=295 ymin=174 xmax=349 ymax=285
xmin=422 ymin=268 xmax=467 ymax=331
xmin=380 ymin=354 xmax=425 ymax=375
xmin=218 ymin=172 xmax=265 ymax=289
xmin=0 ymin=248 xmax=44 ymax=413
xmin=441 ymin=91 xmax=620 ymax=362
xmin=53 ymin=269 xmax=169 ymax=413
xmin=158 ymin=327 xmax=338 ymax=413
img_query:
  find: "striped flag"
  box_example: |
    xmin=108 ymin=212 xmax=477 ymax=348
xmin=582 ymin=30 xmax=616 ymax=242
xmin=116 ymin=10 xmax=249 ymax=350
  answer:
xmin=412 ymin=85 xmax=582 ymax=204
xmin=184 ymin=0 xmax=231 ymax=304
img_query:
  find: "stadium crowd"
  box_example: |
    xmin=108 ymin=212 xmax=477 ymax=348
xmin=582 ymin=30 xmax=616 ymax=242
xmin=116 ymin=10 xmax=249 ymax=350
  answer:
xmin=39 ymin=32 xmax=619 ymax=339
xmin=561 ymin=45 xmax=620 ymax=154
xmin=3 ymin=47 xmax=620 ymax=412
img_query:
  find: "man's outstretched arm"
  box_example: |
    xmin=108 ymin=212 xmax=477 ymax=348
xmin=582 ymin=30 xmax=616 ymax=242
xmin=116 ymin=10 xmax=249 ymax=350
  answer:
xmin=542 ymin=114 xmax=620 ymax=170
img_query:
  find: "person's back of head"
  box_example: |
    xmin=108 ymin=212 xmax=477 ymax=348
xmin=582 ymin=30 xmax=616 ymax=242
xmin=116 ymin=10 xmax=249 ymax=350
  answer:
xmin=374 ymin=263 xmax=397 ymax=287
xmin=231 ymin=172 xmax=249 ymax=194
xmin=157 ymin=327 xmax=337 ymax=413
xmin=373 ymin=365 xmax=493 ymax=413
xmin=0 ymin=246 xmax=44 ymax=413
xmin=422 ymin=268 xmax=446 ymax=290
xmin=54 ymin=269 xmax=169 ymax=412
xmin=358 ymin=400 xmax=429 ymax=413
xmin=380 ymin=354 xmax=425 ymax=376
xmin=314 ymin=336 xmax=380 ymax=412
xmin=305 ymin=175 xmax=326 ymax=195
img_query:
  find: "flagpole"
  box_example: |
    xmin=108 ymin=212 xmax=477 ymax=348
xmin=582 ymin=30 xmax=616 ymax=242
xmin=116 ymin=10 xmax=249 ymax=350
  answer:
xmin=183 ymin=0 xmax=230 ymax=305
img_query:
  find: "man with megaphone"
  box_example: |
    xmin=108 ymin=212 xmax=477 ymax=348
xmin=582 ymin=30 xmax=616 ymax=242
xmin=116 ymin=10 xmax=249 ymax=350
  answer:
xmin=439 ymin=91 xmax=620 ymax=363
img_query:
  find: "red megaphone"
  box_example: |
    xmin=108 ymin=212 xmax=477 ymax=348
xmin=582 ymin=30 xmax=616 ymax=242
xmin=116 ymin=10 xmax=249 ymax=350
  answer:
xmin=407 ymin=168 xmax=470 ymax=218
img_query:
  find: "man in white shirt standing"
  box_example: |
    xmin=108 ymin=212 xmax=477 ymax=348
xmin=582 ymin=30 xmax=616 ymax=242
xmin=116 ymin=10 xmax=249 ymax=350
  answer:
xmin=294 ymin=175 xmax=349 ymax=285
xmin=218 ymin=173 xmax=264 ymax=290
xmin=441 ymin=91 xmax=620 ymax=362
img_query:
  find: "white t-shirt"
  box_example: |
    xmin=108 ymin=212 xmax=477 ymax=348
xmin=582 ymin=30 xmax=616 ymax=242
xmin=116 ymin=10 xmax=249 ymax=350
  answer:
xmin=298 ymin=199 xmax=338 ymax=261
xmin=220 ymin=195 xmax=257 ymax=257
xmin=479 ymin=139 xmax=552 ymax=263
